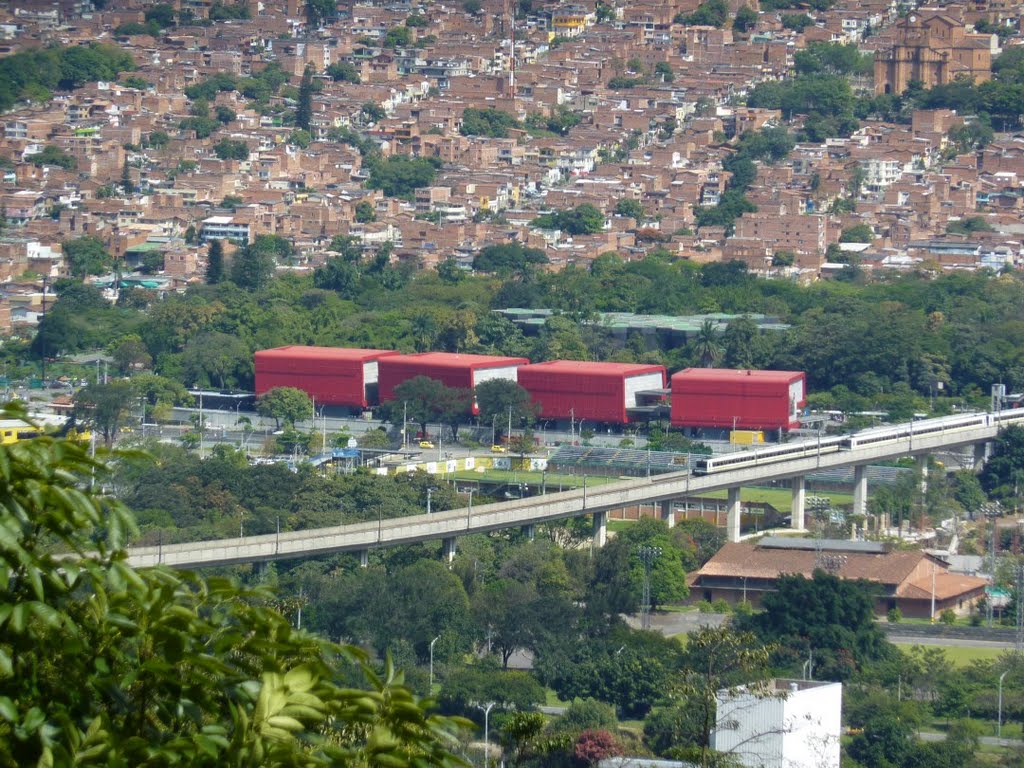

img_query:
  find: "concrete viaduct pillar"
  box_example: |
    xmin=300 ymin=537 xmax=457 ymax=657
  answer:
xmin=521 ymin=523 xmax=536 ymax=541
xmin=916 ymin=454 xmax=929 ymax=497
xmin=974 ymin=441 xmax=992 ymax=471
xmin=593 ymin=511 xmax=607 ymax=548
xmin=442 ymin=536 xmax=457 ymax=563
xmin=359 ymin=550 xmax=369 ymax=568
xmin=660 ymin=499 xmax=675 ymax=528
xmin=791 ymin=476 xmax=806 ymax=531
xmin=853 ymin=464 xmax=868 ymax=518
xmin=726 ymin=486 xmax=741 ymax=543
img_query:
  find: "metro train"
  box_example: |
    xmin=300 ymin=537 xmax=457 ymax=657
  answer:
xmin=691 ymin=409 xmax=1024 ymax=476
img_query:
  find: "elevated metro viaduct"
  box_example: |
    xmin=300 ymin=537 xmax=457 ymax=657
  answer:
xmin=126 ymin=411 xmax=1024 ymax=570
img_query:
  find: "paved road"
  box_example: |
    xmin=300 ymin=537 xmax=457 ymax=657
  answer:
xmin=888 ymin=635 xmax=1019 ymax=650
xmin=919 ymin=731 xmax=1023 ymax=747
xmin=623 ymin=611 xmax=730 ymax=635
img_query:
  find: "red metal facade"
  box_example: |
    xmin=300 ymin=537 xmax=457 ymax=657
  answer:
xmin=255 ymin=346 xmax=399 ymax=408
xmin=518 ymin=361 xmax=667 ymax=424
xmin=670 ymin=368 xmax=806 ymax=431
xmin=377 ymin=353 xmax=530 ymax=414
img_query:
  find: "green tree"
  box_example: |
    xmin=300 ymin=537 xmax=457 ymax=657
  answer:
xmin=390 ymin=376 xmax=450 ymax=439
xmin=738 ymin=570 xmax=892 ymax=679
xmin=475 ymin=380 xmax=537 ymax=439
xmin=551 ymin=698 xmax=618 ymax=735
xmin=614 ymin=198 xmax=644 ymax=221
xmin=63 ymin=235 xmax=112 ymax=279
xmin=257 ymin=386 xmax=313 ymax=428
xmin=214 ymin=105 xmax=236 ymax=124
xmin=361 ymin=102 xmax=386 ymax=122
xmin=365 ymin=156 xmax=440 ymax=199
xmin=531 ymin=204 xmax=605 ymax=235
xmin=145 ymin=3 xmax=176 ymax=26
xmin=110 ymin=334 xmax=152 ymax=374
xmin=794 ymin=41 xmax=873 ymax=76
xmin=694 ymin=319 xmax=723 ymax=368
xmin=213 ymin=138 xmax=249 ymax=160
xmin=230 ymin=235 xmax=289 ymax=290
xmin=671 ymin=626 xmax=773 ymax=767
xmin=679 ymin=0 xmax=729 ymax=27
xmin=472 ymin=579 xmax=545 ymax=668
xmin=206 ymin=238 xmax=225 ymax=284
xmin=181 ymin=331 xmax=251 ymax=389
xmin=732 ymin=5 xmax=758 ymax=32
xmin=981 ymin=425 xmax=1024 ymax=499
xmin=473 ymin=243 xmax=548 ymax=274
xmin=73 ymin=380 xmax=137 ymax=447
xmin=0 ymin=405 xmax=467 ymax=767
xmin=296 ymin=65 xmax=314 ymax=131
xmin=354 ymin=200 xmax=376 ymax=223
xmin=326 ymin=61 xmax=360 ymax=83
xmin=383 ymin=26 xmax=413 ymax=49
xmin=781 ymin=12 xmax=813 ymax=30
xmin=121 ymin=159 xmax=134 ymax=195
xmin=306 ymin=0 xmax=336 ymax=26
xmin=31 ymin=145 xmax=77 ymax=170
xmin=654 ymin=61 xmax=675 ymax=82
xmin=840 ymin=223 xmax=874 ymax=243
xmin=460 ymin=108 xmax=523 ymax=138
xmin=439 ymin=666 xmax=544 ymax=717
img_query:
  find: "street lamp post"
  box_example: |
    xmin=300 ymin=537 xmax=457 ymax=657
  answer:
xmin=429 ymin=634 xmax=441 ymax=690
xmin=637 ymin=545 xmax=662 ymax=630
xmin=999 ymin=670 xmax=1009 ymax=738
xmin=427 ymin=487 xmax=435 ymax=514
xmin=476 ymin=701 xmax=496 ymax=767
xmin=466 ymin=489 xmax=476 ymax=529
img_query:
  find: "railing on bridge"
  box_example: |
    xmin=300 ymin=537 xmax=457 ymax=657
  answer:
xmin=125 ymin=409 xmax=1024 ymax=569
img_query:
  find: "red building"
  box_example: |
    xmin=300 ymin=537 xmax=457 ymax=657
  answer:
xmin=670 ymin=369 xmax=806 ymax=431
xmin=377 ymin=352 xmax=530 ymax=414
xmin=255 ymin=346 xmax=401 ymax=408
xmin=518 ymin=361 xmax=667 ymax=424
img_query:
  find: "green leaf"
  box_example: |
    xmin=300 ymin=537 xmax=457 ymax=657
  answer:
xmin=0 ymin=696 xmax=16 ymax=721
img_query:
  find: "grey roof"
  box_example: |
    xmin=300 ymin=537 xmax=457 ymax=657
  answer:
xmin=757 ymin=537 xmax=888 ymax=554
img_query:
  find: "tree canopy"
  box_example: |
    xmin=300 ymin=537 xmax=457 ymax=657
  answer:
xmin=0 ymin=405 xmax=466 ymax=767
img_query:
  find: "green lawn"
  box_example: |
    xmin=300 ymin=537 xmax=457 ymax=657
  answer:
xmin=699 ymin=486 xmax=854 ymax=514
xmin=894 ymin=642 xmax=1009 ymax=666
xmin=449 ymin=469 xmax=620 ymax=489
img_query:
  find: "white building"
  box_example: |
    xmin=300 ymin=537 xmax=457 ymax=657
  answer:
xmin=712 ymin=679 xmax=841 ymax=768
xmin=200 ymin=216 xmax=251 ymax=244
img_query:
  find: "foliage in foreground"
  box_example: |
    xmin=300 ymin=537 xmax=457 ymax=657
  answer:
xmin=0 ymin=405 xmax=468 ymax=767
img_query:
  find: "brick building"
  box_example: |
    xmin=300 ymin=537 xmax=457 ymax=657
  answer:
xmin=874 ymin=14 xmax=994 ymax=95
xmin=691 ymin=537 xmax=987 ymax=619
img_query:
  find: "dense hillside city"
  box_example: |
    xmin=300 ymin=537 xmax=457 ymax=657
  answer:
xmin=2 ymin=0 xmax=1024 ymax=765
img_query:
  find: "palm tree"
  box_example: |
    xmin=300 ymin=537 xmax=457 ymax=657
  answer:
xmin=695 ymin=320 xmax=723 ymax=368
xmin=410 ymin=313 xmax=437 ymax=352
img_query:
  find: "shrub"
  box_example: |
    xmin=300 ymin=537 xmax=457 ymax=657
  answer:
xmin=940 ymin=609 xmax=957 ymax=625
xmin=887 ymin=607 xmax=902 ymax=623
xmin=711 ymin=598 xmax=732 ymax=614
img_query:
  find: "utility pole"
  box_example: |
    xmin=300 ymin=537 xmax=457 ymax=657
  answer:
xmin=637 ymin=545 xmax=661 ymax=630
xmin=430 ymin=635 xmax=440 ymax=689
xmin=402 ymin=401 xmax=408 ymax=451
xmin=198 ymin=391 xmax=204 ymax=459
xmin=1017 ymin=564 xmax=1024 ymax=653
xmin=39 ymin=276 xmax=48 ymax=384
